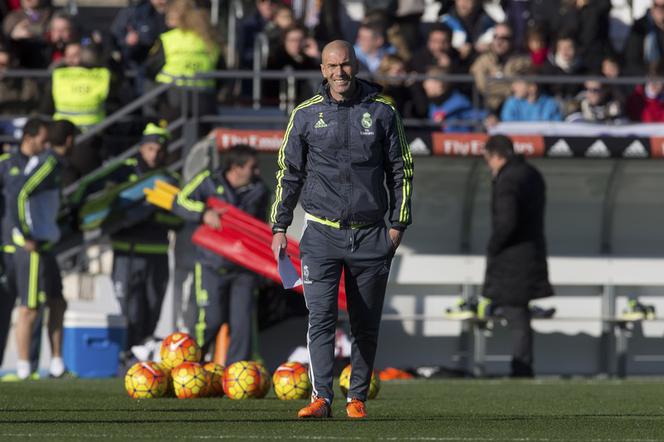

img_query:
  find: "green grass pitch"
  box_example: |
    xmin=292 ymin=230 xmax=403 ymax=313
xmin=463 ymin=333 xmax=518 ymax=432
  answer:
xmin=1 ymin=378 xmax=664 ymax=440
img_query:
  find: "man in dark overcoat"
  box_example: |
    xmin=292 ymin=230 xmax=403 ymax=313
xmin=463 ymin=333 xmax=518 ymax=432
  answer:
xmin=483 ymin=134 xmax=553 ymax=377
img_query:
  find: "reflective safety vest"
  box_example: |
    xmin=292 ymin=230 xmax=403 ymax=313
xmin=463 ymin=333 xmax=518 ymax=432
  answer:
xmin=155 ymin=28 xmax=218 ymax=89
xmin=52 ymin=66 xmax=111 ymax=129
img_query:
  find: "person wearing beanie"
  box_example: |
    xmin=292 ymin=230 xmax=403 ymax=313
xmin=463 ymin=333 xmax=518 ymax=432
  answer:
xmin=107 ymin=122 xmax=181 ymax=362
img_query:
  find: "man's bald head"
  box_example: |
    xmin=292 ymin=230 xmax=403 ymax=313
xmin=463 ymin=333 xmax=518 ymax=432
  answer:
xmin=320 ymin=40 xmax=359 ymax=101
xmin=321 ymin=40 xmax=356 ymax=64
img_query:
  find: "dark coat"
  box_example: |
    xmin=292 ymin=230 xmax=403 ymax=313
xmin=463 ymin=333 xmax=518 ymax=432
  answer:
xmin=483 ymin=156 xmax=553 ymax=306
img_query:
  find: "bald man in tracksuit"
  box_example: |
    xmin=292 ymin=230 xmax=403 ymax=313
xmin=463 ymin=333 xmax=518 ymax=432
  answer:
xmin=271 ymin=40 xmax=414 ymax=419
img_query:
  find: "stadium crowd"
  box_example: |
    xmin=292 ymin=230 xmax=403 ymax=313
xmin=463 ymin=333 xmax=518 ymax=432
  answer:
xmin=0 ymin=0 xmax=663 ymax=138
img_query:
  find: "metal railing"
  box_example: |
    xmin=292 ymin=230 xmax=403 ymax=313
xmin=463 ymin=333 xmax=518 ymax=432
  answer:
xmin=226 ymin=0 xmax=244 ymax=68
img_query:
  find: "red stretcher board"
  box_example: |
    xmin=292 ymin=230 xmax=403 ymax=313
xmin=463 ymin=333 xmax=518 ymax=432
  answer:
xmin=191 ymin=197 xmax=347 ymax=311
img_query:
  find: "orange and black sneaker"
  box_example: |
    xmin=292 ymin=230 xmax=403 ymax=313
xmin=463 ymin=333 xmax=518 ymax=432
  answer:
xmin=346 ymin=398 xmax=367 ymax=419
xmin=297 ymin=397 xmax=332 ymax=418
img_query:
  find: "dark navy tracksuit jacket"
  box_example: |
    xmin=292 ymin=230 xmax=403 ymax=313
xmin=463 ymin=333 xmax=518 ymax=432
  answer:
xmin=270 ymin=78 xmax=414 ymax=402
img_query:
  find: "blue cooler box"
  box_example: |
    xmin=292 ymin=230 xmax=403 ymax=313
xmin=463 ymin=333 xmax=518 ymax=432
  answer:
xmin=63 ymin=311 xmax=127 ymax=378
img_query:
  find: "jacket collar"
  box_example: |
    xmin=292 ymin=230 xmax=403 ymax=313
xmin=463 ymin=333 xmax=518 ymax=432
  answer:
xmin=316 ymin=77 xmax=382 ymax=104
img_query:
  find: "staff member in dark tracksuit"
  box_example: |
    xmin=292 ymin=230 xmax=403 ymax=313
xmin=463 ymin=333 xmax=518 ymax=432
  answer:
xmin=9 ymin=118 xmax=67 ymax=380
xmin=108 ymin=123 xmax=181 ymax=354
xmin=173 ymin=145 xmax=269 ymax=364
xmin=270 ymin=40 xmax=414 ymax=419
xmin=0 ymin=121 xmax=58 ymax=378
xmin=482 ymin=134 xmax=553 ymax=378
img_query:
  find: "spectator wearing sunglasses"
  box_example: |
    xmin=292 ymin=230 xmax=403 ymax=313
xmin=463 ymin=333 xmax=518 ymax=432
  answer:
xmin=566 ymin=79 xmax=625 ymax=123
xmin=470 ymin=22 xmax=531 ymax=113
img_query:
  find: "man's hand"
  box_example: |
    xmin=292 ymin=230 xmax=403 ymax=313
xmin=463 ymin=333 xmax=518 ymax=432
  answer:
xmin=388 ymin=228 xmax=403 ymax=252
xmin=11 ymin=20 xmax=32 ymax=40
xmin=202 ymin=209 xmax=221 ymax=229
xmin=24 ymin=239 xmax=37 ymax=252
xmin=272 ymin=232 xmax=287 ymax=261
xmin=125 ymin=28 xmax=139 ymax=46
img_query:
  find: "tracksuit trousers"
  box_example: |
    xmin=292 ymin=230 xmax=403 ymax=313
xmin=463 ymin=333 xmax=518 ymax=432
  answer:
xmin=112 ymin=253 xmax=169 ymax=350
xmin=193 ymin=263 xmax=255 ymax=364
xmin=300 ymin=220 xmax=394 ymax=403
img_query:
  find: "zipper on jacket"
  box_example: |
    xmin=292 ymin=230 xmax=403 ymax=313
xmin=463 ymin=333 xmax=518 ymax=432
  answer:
xmin=344 ymin=104 xmax=352 ymax=224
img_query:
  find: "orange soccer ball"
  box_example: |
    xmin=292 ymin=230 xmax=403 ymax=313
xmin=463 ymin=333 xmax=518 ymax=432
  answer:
xmin=124 ymin=361 xmax=168 ymax=399
xmin=272 ymin=362 xmax=311 ymax=400
xmin=171 ymin=362 xmax=209 ymax=399
xmin=160 ymin=332 xmax=201 ymax=370
xmin=222 ymin=361 xmax=262 ymax=400
xmin=202 ymin=362 xmax=225 ymax=397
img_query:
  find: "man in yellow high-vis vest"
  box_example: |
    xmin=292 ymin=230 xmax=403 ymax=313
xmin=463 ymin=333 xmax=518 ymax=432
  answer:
xmin=50 ymin=42 xmax=111 ymax=130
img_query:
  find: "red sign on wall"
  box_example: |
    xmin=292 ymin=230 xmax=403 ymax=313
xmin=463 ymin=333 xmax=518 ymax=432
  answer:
xmin=432 ymin=133 xmax=545 ymax=157
xmin=650 ymin=137 xmax=664 ymax=158
xmin=215 ymin=129 xmax=285 ymax=152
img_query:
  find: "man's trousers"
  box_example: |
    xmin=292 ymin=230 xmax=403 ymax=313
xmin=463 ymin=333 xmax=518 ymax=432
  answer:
xmin=112 ymin=252 xmax=169 ymax=350
xmin=300 ymin=220 xmax=394 ymax=402
xmin=193 ymin=263 xmax=255 ymax=365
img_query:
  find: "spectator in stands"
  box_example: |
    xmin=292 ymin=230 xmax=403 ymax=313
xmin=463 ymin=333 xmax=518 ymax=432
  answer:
xmin=500 ymin=67 xmax=562 ymax=122
xmin=263 ymin=4 xmax=295 ymax=55
xmin=601 ymin=54 xmax=620 ymax=79
xmin=526 ymin=25 xmax=548 ymax=68
xmin=375 ymin=54 xmax=416 ymax=117
xmin=600 ymin=54 xmax=632 ymax=100
xmin=409 ymin=23 xmax=463 ymax=73
xmin=550 ymin=0 xmax=611 ymax=72
xmin=540 ymin=34 xmax=585 ymax=114
xmin=500 ymin=0 xmax=531 ymax=51
xmin=363 ymin=9 xmax=411 ymax=64
xmin=482 ymin=134 xmax=553 ymax=378
xmin=566 ymin=80 xmax=625 ymax=123
xmin=470 ymin=22 xmax=531 ymax=113
xmin=45 ymin=11 xmax=76 ymax=67
xmin=239 ymin=0 xmax=276 ymax=68
xmin=626 ymin=61 xmax=664 ymax=122
xmin=415 ymin=65 xmax=483 ymax=131
xmin=266 ymin=25 xmax=319 ymax=104
xmin=440 ymin=0 xmax=495 ymax=64
xmin=394 ymin=0 xmax=426 ymax=52
xmin=312 ymin=0 xmax=344 ymax=44
xmin=623 ymin=0 xmax=664 ymax=75
xmin=0 ymin=45 xmax=39 ymax=118
xmin=110 ymin=0 xmax=167 ymax=74
xmin=354 ymin=23 xmax=396 ymax=73
xmin=146 ymin=0 xmax=223 ymax=122
xmin=40 ymin=42 xmax=116 ymax=132
xmin=2 ymin=0 xmax=52 ymax=68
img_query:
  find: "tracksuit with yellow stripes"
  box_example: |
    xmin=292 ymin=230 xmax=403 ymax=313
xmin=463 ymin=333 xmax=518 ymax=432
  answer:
xmin=172 ymin=170 xmax=269 ymax=363
xmin=9 ymin=151 xmax=64 ymax=312
xmin=271 ymin=79 xmax=414 ymax=403
xmin=106 ymin=156 xmax=181 ymax=350
xmin=0 ymin=150 xmax=54 ymax=368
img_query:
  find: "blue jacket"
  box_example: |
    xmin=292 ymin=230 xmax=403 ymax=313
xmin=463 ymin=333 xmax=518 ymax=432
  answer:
xmin=428 ymin=90 xmax=485 ymax=132
xmin=271 ymin=78 xmax=414 ymax=231
xmin=500 ymin=94 xmax=562 ymax=122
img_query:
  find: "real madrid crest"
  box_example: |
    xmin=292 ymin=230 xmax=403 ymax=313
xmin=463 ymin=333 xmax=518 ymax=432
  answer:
xmin=361 ymin=112 xmax=372 ymax=129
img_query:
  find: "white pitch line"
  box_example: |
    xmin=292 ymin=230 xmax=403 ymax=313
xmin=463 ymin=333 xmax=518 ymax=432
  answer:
xmin=1 ymin=435 xmax=663 ymax=441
